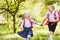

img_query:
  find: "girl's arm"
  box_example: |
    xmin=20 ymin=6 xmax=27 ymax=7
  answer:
xmin=31 ymin=19 xmax=40 ymax=26
xmin=41 ymin=17 xmax=47 ymax=26
xmin=41 ymin=12 xmax=48 ymax=26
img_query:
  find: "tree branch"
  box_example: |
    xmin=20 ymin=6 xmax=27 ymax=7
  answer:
xmin=5 ymin=0 xmax=12 ymax=14
xmin=0 ymin=7 xmax=12 ymax=15
xmin=13 ymin=0 xmax=25 ymax=15
xmin=0 ymin=11 xmax=6 ymax=14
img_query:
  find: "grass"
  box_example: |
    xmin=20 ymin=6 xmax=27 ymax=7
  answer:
xmin=0 ymin=22 xmax=60 ymax=40
xmin=0 ymin=29 xmax=60 ymax=40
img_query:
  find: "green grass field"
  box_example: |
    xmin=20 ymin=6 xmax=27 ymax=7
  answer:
xmin=0 ymin=30 xmax=60 ymax=40
xmin=0 ymin=22 xmax=60 ymax=40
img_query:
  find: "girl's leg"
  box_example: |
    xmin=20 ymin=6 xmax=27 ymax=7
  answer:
xmin=48 ymin=22 xmax=57 ymax=40
xmin=48 ymin=31 xmax=53 ymax=40
xmin=27 ymin=35 xmax=31 ymax=40
xmin=24 ymin=38 xmax=27 ymax=40
xmin=27 ymin=38 xmax=30 ymax=40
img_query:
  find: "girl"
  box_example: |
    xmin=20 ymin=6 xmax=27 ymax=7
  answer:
xmin=18 ymin=12 xmax=41 ymax=40
xmin=41 ymin=5 xmax=58 ymax=40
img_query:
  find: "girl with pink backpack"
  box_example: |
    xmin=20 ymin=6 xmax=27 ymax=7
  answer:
xmin=18 ymin=12 xmax=41 ymax=40
xmin=41 ymin=5 xmax=59 ymax=40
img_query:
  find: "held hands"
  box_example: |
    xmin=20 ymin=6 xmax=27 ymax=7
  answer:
xmin=40 ymin=23 xmax=43 ymax=26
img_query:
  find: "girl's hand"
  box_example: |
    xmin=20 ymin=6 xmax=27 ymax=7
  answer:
xmin=21 ymin=27 xmax=24 ymax=31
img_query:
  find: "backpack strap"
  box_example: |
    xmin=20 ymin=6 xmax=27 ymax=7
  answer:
xmin=54 ymin=11 xmax=57 ymax=20
xmin=29 ymin=18 xmax=33 ymax=28
xmin=47 ymin=13 xmax=50 ymax=19
xmin=23 ymin=19 xmax=25 ymax=28
xmin=45 ymin=13 xmax=50 ymax=25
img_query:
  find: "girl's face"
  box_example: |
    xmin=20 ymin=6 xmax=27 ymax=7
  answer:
xmin=24 ymin=13 xmax=30 ymax=18
xmin=48 ymin=6 xmax=54 ymax=12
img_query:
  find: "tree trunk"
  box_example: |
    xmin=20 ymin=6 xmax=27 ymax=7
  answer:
xmin=13 ymin=15 xmax=16 ymax=33
xmin=7 ymin=13 xmax=9 ymax=30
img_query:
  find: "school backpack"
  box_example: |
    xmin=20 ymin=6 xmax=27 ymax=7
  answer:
xmin=45 ymin=11 xmax=60 ymax=25
xmin=23 ymin=18 xmax=33 ymax=28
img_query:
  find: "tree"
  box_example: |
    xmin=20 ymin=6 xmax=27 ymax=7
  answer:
xmin=0 ymin=0 xmax=25 ymax=33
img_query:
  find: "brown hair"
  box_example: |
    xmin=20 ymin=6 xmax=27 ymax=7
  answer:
xmin=19 ymin=14 xmax=24 ymax=19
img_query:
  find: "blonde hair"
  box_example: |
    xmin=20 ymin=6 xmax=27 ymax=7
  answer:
xmin=19 ymin=11 xmax=30 ymax=19
xmin=24 ymin=11 xmax=30 ymax=17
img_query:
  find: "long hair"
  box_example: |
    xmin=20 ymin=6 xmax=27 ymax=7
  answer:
xmin=19 ymin=14 xmax=24 ymax=19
